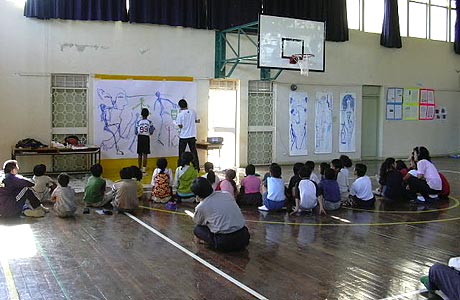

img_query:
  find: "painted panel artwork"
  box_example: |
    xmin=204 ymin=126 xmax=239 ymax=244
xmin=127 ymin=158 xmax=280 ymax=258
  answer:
xmin=315 ymin=92 xmax=333 ymax=154
xmin=93 ymin=79 xmax=197 ymax=159
xmin=339 ymin=93 xmax=356 ymax=153
xmin=289 ymin=91 xmax=308 ymax=156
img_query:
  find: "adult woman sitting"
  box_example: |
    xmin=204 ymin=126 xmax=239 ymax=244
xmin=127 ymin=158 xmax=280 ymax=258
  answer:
xmin=406 ymin=146 xmax=442 ymax=202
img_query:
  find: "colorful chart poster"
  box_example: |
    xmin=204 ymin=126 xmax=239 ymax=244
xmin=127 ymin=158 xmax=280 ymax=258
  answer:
xmin=402 ymin=88 xmax=419 ymax=120
xmin=314 ymin=91 xmax=333 ymax=154
xmin=419 ymin=89 xmax=435 ymax=120
xmin=386 ymin=87 xmax=403 ymax=120
xmin=289 ymin=91 xmax=309 ymax=156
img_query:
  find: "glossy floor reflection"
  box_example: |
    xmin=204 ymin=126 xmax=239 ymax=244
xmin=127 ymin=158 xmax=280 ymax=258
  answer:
xmin=0 ymin=158 xmax=459 ymax=299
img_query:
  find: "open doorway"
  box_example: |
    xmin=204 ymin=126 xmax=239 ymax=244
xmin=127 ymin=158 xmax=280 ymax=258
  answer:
xmin=208 ymin=80 xmax=238 ymax=169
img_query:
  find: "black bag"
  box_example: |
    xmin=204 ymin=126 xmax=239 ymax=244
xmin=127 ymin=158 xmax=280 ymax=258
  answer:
xmin=15 ymin=138 xmax=47 ymax=149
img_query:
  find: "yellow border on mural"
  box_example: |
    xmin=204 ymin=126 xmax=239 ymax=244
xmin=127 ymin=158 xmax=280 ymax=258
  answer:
xmin=138 ymin=196 xmax=460 ymax=227
xmin=94 ymin=74 xmax=194 ymax=81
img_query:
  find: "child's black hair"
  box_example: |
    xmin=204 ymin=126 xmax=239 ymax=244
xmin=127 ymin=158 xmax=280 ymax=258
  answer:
xmin=90 ymin=163 xmax=103 ymax=177
xmin=120 ymin=167 xmax=134 ymax=180
xmin=225 ymin=169 xmax=238 ymax=195
xmin=331 ymin=159 xmax=343 ymax=170
xmin=157 ymin=158 xmax=168 ymax=174
xmin=141 ymin=108 xmax=149 ymax=118
xmin=180 ymin=151 xmax=195 ymax=168
xmin=178 ymin=99 xmax=188 ymax=109
xmin=3 ymin=160 xmax=18 ymax=174
xmin=33 ymin=164 xmax=46 ymax=176
xmin=293 ymin=162 xmax=304 ymax=176
xmin=320 ymin=162 xmax=329 ymax=176
xmin=57 ymin=173 xmax=70 ymax=187
xmin=305 ymin=160 xmax=315 ymax=171
xmin=324 ymin=168 xmax=336 ymax=180
xmin=379 ymin=157 xmax=396 ymax=179
xmin=203 ymin=162 xmax=216 ymax=184
xmin=269 ymin=163 xmax=282 ymax=178
xmin=355 ymin=163 xmax=367 ymax=177
xmin=298 ymin=166 xmax=312 ymax=179
xmin=130 ymin=166 xmax=143 ymax=181
xmin=245 ymin=164 xmax=256 ymax=176
xmin=413 ymin=146 xmax=431 ymax=162
xmin=395 ymin=160 xmax=408 ymax=171
xmin=339 ymin=155 xmax=353 ymax=168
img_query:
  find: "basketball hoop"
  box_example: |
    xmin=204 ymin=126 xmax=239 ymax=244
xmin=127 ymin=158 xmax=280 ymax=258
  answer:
xmin=289 ymin=54 xmax=315 ymax=76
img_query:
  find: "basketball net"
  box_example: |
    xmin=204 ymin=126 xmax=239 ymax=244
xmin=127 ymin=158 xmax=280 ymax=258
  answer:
xmin=290 ymin=54 xmax=314 ymax=76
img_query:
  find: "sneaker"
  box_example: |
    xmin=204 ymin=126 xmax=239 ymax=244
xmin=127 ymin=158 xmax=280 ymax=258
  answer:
xmin=23 ymin=208 xmax=45 ymax=218
xmin=417 ymin=195 xmax=426 ymax=202
xmin=428 ymin=194 xmax=439 ymax=199
xmin=373 ymin=188 xmax=382 ymax=196
xmin=40 ymin=204 xmax=50 ymax=213
xmin=420 ymin=275 xmax=432 ymax=291
xmin=258 ymin=205 xmax=269 ymax=211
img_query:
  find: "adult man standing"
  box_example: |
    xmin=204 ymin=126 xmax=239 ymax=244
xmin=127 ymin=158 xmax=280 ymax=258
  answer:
xmin=176 ymin=99 xmax=199 ymax=170
xmin=190 ymin=177 xmax=250 ymax=252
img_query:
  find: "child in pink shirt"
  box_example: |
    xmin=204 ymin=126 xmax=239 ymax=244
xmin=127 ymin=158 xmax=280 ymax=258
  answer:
xmin=216 ymin=169 xmax=238 ymax=199
xmin=238 ymin=164 xmax=262 ymax=206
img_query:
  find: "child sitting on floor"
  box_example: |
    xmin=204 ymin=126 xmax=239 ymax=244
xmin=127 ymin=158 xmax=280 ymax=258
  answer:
xmin=51 ymin=173 xmax=77 ymax=218
xmin=258 ymin=163 xmax=286 ymax=212
xmin=292 ymin=166 xmax=325 ymax=215
xmin=83 ymin=163 xmax=111 ymax=208
xmin=305 ymin=161 xmax=320 ymax=184
xmin=286 ymin=163 xmax=304 ymax=210
xmin=347 ymin=163 xmax=375 ymax=209
xmin=318 ymin=167 xmax=341 ymax=211
xmin=216 ymin=169 xmax=238 ymax=199
xmin=110 ymin=167 xmax=139 ymax=213
xmin=202 ymin=162 xmax=220 ymax=190
xmin=331 ymin=159 xmax=349 ymax=204
xmin=151 ymin=157 xmax=173 ymax=203
xmin=238 ymin=164 xmax=262 ymax=206
xmin=131 ymin=166 xmax=144 ymax=201
xmin=174 ymin=151 xmax=198 ymax=202
xmin=32 ymin=164 xmax=56 ymax=203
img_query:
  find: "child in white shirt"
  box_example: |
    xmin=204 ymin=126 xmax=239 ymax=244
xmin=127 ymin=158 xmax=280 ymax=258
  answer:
xmin=32 ymin=164 xmax=56 ymax=203
xmin=292 ymin=166 xmax=325 ymax=215
xmin=348 ymin=163 xmax=375 ymax=209
xmin=331 ymin=159 xmax=349 ymax=204
xmin=51 ymin=173 xmax=77 ymax=218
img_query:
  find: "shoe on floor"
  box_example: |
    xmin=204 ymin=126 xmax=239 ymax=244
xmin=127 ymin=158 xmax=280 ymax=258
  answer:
xmin=23 ymin=208 xmax=45 ymax=218
xmin=428 ymin=194 xmax=439 ymax=199
xmin=373 ymin=188 xmax=382 ymax=196
xmin=258 ymin=205 xmax=269 ymax=211
xmin=417 ymin=195 xmax=426 ymax=202
xmin=420 ymin=275 xmax=432 ymax=291
xmin=40 ymin=204 xmax=50 ymax=213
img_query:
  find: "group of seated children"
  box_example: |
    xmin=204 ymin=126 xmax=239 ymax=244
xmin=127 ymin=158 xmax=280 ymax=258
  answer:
xmin=0 ymin=160 xmax=76 ymax=218
xmin=376 ymin=146 xmax=448 ymax=203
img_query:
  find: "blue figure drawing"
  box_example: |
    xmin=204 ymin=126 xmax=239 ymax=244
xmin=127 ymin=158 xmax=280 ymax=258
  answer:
xmin=315 ymin=94 xmax=333 ymax=151
xmin=290 ymin=96 xmax=308 ymax=152
xmin=340 ymin=94 xmax=355 ymax=146
xmin=153 ymin=91 xmax=179 ymax=146
xmin=98 ymin=88 xmax=136 ymax=155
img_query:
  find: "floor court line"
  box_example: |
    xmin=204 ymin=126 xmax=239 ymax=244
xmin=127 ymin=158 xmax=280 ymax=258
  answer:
xmin=124 ymin=213 xmax=269 ymax=300
xmin=378 ymin=288 xmax=426 ymax=300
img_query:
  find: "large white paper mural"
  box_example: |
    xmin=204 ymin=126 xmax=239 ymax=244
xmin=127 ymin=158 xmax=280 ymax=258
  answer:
xmin=93 ymin=79 xmax=197 ymax=159
xmin=289 ymin=91 xmax=308 ymax=156
xmin=339 ymin=92 xmax=356 ymax=153
xmin=315 ymin=92 xmax=333 ymax=154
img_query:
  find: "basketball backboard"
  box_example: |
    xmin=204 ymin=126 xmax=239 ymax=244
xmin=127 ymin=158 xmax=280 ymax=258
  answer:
xmin=258 ymin=14 xmax=325 ymax=72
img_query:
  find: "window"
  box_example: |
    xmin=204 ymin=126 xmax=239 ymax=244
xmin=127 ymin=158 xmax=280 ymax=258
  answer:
xmin=347 ymin=0 xmax=457 ymax=42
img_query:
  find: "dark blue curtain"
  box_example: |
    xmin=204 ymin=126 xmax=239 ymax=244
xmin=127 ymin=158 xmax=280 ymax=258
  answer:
xmin=380 ymin=0 xmax=402 ymax=48
xmin=262 ymin=0 xmax=348 ymax=42
xmin=24 ymin=0 xmax=128 ymax=21
xmin=208 ymin=0 xmax=261 ymax=30
xmin=129 ymin=0 xmax=207 ymax=29
xmin=454 ymin=0 xmax=460 ymax=54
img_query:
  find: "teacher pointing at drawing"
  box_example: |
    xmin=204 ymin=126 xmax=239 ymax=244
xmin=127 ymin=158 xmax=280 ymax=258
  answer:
xmin=176 ymin=99 xmax=200 ymax=170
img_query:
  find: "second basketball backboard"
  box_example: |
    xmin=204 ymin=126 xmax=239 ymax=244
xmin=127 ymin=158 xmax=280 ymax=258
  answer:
xmin=258 ymin=14 xmax=325 ymax=72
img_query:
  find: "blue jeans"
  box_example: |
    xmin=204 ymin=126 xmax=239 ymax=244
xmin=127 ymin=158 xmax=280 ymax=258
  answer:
xmin=263 ymin=193 xmax=285 ymax=211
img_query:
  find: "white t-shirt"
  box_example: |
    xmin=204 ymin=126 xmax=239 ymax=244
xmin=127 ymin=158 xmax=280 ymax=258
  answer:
xmin=310 ymin=172 xmax=320 ymax=184
xmin=350 ymin=176 xmax=374 ymax=201
xmin=337 ymin=169 xmax=349 ymax=193
xmin=176 ymin=109 xmax=197 ymax=139
xmin=136 ymin=119 xmax=154 ymax=136
xmin=267 ymin=177 xmax=285 ymax=201
xmin=417 ymin=159 xmax=442 ymax=190
xmin=298 ymin=179 xmax=317 ymax=209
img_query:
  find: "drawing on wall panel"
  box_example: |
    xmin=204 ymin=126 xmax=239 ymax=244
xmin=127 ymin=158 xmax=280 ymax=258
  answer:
xmin=289 ymin=91 xmax=308 ymax=156
xmin=314 ymin=92 xmax=333 ymax=154
xmin=93 ymin=79 xmax=197 ymax=159
xmin=339 ymin=93 xmax=356 ymax=152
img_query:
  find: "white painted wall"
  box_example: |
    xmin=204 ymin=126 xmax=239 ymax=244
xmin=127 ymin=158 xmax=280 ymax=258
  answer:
xmin=1 ymin=1 xmax=460 ymax=169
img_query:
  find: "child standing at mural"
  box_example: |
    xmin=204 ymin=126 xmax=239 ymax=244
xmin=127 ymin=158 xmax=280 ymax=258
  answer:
xmin=135 ymin=108 xmax=155 ymax=173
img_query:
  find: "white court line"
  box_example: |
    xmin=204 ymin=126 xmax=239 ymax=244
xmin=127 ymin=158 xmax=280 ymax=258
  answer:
xmin=378 ymin=288 xmax=427 ymax=300
xmin=125 ymin=213 xmax=269 ymax=300
xmin=440 ymin=170 xmax=460 ymax=174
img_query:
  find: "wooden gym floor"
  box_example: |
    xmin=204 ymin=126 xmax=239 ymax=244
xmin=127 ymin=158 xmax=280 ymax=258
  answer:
xmin=0 ymin=158 xmax=459 ymax=300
